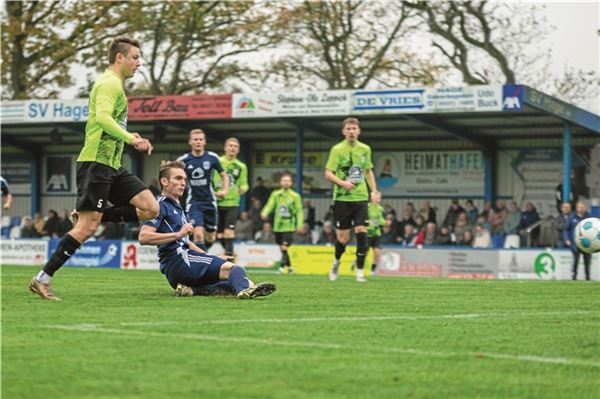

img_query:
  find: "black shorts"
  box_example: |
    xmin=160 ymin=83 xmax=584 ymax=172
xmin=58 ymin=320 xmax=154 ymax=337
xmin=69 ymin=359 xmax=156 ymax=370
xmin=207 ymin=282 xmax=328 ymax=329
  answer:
xmin=275 ymin=232 xmax=294 ymax=246
xmin=217 ymin=206 xmax=238 ymax=233
xmin=368 ymin=235 xmax=381 ymax=249
xmin=76 ymin=162 xmax=147 ymax=212
xmin=333 ymin=201 xmax=369 ymax=230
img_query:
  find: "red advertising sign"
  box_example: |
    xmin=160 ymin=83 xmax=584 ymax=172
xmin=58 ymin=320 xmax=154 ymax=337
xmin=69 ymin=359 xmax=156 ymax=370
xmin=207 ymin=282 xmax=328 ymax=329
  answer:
xmin=128 ymin=95 xmax=232 ymax=120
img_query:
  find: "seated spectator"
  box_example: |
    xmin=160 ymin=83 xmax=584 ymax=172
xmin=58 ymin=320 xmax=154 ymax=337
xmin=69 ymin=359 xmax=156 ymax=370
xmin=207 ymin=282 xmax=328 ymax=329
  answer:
xmin=476 ymin=214 xmax=492 ymax=233
xmin=323 ymin=205 xmax=335 ymax=226
xmin=458 ymin=229 xmax=474 ymax=246
xmin=518 ymin=201 xmax=540 ymax=247
xmin=380 ymin=223 xmax=396 ymax=244
xmin=503 ymin=201 xmax=521 ymax=235
xmin=433 ymin=225 xmax=453 ymax=245
xmin=443 ymin=199 xmax=465 ymax=229
xmin=303 ymin=200 xmax=316 ymax=229
xmin=553 ymin=202 xmax=571 ymax=248
xmin=383 ymin=203 xmax=397 ymax=220
xmin=33 ymin=212 xmax=44 ymax=236
xmin=57 ymin=209 xmax=73 ymax=238
xmin=423 ymin=222 xmax=438 ymax=245
xmin=401 ymin=224 xmax=424 ymax=246
xmin=235 ymin=211 xmax=254 ymax=241
xmin=480 ymin=201 xmax=494 ymax=223
xmin=464 ymin=199 xmax=479 ymax=225
xmin=490 ymin=199 xmax=508 ymax=235
xmin=40 ymin=209 xmax=60 ymax=238
xmin=396 ymin=210 xmax=415 ymax=242
xmin=293 ymin=222 xmax=313 ymax=244
xmin=473 ymin=223 xmax=491 ymax=248
xmin=419 ymin=200 xmax=437 ymax=224
xmin=452 ymin=212 xmax=472 ymax=241
xmin=317 ymin=221 xmax=336 ymax=244
xmin=255 ymin=222 xmax=276 ymax=244
xmin=21 ymin=217 xmax=39 ymax=238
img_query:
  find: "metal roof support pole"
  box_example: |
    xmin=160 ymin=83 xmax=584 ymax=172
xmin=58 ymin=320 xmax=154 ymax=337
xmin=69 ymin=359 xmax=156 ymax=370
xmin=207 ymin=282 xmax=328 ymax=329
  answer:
xmin=295 ymin=127 xmax=304 ymax=194
xmin=483 ymin=149 xmax=496 ymax=203
xmin=32 ymin=159 xmax=40 ymax=215
xmin=562 ymin=122 xmax=572 ymax=203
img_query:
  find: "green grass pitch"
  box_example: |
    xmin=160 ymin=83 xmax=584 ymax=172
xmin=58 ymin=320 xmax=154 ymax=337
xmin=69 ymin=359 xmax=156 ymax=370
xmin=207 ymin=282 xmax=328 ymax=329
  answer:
xmin=2 ymin=265 xmax=599 ymax=399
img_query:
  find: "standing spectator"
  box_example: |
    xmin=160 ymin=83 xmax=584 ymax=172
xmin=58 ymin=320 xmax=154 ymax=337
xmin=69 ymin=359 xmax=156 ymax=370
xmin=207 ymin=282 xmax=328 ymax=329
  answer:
xmin=234 ymin=211 xmax=254 ymax=241
xmin=553 ymin=202 xmax=572 ymax=248
xmin=303 ymin=200 xmax=316 ymax=229
xmin=33 ymin=212 xmax=45 ymax=236
xmin=40 ymin=210 xmax=61 ymax=238
xmin=419 ymin=200 xmax=437 ymax=224
xmin=433 ymin=225 xmax=453 ymax=245
xmin=1 ymin=176 xmax=12 ymax=209
xmin=480 ymin=201 xmax=495 ymax=223
xmin=249 ymin=197 xmax=264 ymax=234
xmin=443 ymin=200 xmax=465 ymax=230
xmin=464 ymin=199 xmax=479 ymax=226
xmin=490 ymin=200 xmax=508 ymax=235
xmin=555 ymin=172 xmax=579 ymax=213
xmin=250 ymin=176 xmax=271 ymax=208
xmin=404 ymin=202 xmax=416 ymax=219
xmin=473 ymin=224 xmax=492 ymax=248
xmin=503 ymin=201 xmax=521 ymax=235
xmin=518 ymin=202 xmax=540 ymax=247
xmin=563 ymin=201 xmax=592 ymax=280
xmin=476 ymin=214 xmax=492 ymax=233
xmin=57 ymin=209 xmax=73 ymax=238
xmin=383 ymin=203 xmax=397 ymax=220
xmin=317 ymin=221 xmax=336 ymax=244
xmin=21 ymin=217 xmax=39 ymax=238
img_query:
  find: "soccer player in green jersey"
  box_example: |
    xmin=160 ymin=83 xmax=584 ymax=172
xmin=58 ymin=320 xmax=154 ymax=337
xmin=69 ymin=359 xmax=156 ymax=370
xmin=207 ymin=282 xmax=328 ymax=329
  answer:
xmin=351 ymin=191 xmax=385 ymax=275
xmin=325 ymin=117 xmax=378 ymax=283
xmin=260 ymin=172 xmax=304 ymax=274
xmin=214 ymin=137 xmax=249 ymax=257
xmin=29 ymin=37 xmax=159 ymax=300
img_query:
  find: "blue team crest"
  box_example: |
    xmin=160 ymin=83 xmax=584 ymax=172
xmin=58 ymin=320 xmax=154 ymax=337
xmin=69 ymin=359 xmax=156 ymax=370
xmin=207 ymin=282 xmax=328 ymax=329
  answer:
xmin=203 ymin=161 xmax=210 ymax=169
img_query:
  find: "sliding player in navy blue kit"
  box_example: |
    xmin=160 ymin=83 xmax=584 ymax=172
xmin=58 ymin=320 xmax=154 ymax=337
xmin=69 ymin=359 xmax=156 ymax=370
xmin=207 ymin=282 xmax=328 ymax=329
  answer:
xmin=177 ymin=129 xmax=229 ymax=251
xmin=139 ymin=160 xmax=275 ymax=298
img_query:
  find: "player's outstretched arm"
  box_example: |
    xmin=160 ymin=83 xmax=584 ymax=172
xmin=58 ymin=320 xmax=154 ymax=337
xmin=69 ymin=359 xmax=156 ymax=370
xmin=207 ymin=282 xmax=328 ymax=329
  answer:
xmin=139 ymin=223 xmax=193 ymax=245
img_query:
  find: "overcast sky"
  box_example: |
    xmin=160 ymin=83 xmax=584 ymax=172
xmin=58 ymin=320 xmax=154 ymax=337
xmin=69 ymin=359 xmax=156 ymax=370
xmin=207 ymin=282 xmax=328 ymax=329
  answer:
xmin=64 ymin=1 xmax=599 ymax=114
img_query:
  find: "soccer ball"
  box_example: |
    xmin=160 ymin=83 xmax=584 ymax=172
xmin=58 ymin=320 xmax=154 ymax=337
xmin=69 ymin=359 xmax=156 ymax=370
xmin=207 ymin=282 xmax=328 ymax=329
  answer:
xmin=574 ymin=217 xmax=600 ymax=254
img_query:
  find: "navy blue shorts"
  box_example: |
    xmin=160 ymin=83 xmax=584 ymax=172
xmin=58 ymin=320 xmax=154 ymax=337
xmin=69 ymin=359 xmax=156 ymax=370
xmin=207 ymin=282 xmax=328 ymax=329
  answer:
xmin=187 ymin=202 xmax=218 ymax=232
xmin=160 ymin=249 xmax=227 ymax=289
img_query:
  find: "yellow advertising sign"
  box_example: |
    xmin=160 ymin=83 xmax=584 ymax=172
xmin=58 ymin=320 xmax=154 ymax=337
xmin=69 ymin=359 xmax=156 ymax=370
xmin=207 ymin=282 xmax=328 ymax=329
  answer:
xmin=253 ymin=152 xmax=326 ymax=168
xmin=288 ymin=245 xmax=374 ymax=276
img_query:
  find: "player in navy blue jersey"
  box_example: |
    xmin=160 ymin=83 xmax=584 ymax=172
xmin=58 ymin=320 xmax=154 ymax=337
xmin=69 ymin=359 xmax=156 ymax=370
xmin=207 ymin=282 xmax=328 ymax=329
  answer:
xmin=139 ymin=160 xmax=275 ymax=298
xmin=177 ymin=129 xmax=229 ymax=252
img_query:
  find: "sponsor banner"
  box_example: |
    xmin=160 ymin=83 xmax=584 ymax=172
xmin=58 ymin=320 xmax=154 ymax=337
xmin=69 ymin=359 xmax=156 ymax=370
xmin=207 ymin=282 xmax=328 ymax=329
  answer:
xmin=49 ymin=239 xmax=121 ymax=268
xmin=0 ymin=239 xmax=47 ymax=265
xmin=1 ymin=99 xmax=90 ymax=123
xmin=121 ymin=242 xmax=159 ymax=270
xmin=502 ymin=84 xmax=524 ymax=112
xmin=233 ymin=243 xmax=281 ymax=268
xmin=378 ymin=248 xmax=447 ymax=277
xmin=374 ymin=150 xmax=484 ymax=196
xmin=426 ymin=85 xmax=502 ymax=113
xmin=447 ymin=249 xmax=497 ymax=279
xmin=128 ymin=95 xmax=232 ymax=120
xmin=252 ymin=151 xmax=329 ymax=192
xmin=0 ymin=157 xmax=32 ymax=195
xmin=232 ymin=91 xmax=350 ymax=118
xmin=499 ymin=250 xmax=600 ymax=281
xmin=289 ymin=245 xmax=373 ymax=276
xmin=352 ymin=89 xmax=425 ymax=114
xmin=43 ymin=155 xmax=75 ymax=194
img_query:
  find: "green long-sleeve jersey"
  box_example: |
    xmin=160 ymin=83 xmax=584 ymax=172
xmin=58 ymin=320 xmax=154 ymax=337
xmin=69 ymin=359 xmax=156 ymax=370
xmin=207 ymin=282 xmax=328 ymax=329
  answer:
xmin=77 ymin=69 xmax=133 ymax=169
xmin=367 ymin=203 xmax=385 ymax=237
xmin=326 ymin=140 xmax=373 ymax=202
xmin=260 ymin=188 xmax=303 ymax=232
xmin=213 ymin=156 xmax=248 ymax=207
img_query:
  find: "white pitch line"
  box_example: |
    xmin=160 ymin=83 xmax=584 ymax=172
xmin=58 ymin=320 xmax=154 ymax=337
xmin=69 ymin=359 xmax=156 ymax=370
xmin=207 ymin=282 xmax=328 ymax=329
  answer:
xmin=45 ymin=324 xmax=600 ymax=369
xmin=114 ymin=310 xmax=596 ymax=327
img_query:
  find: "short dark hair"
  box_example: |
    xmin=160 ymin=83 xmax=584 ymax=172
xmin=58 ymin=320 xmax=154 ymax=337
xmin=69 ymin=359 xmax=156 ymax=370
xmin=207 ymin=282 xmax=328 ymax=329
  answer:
xmin=158 ymin=160 xmax=185 ymax=188
xmin=342 ymin=117 xmax=360 ymax=129
xmin=280 ymin=171 xmax=294 ymax=181
xmin=108 ymin=37 xmax=140 ymax=64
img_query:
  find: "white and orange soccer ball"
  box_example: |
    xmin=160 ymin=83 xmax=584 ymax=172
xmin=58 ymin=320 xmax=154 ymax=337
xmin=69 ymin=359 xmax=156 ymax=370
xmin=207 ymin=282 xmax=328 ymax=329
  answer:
xmin=575 ymin=217 xmax=600 ymax=254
